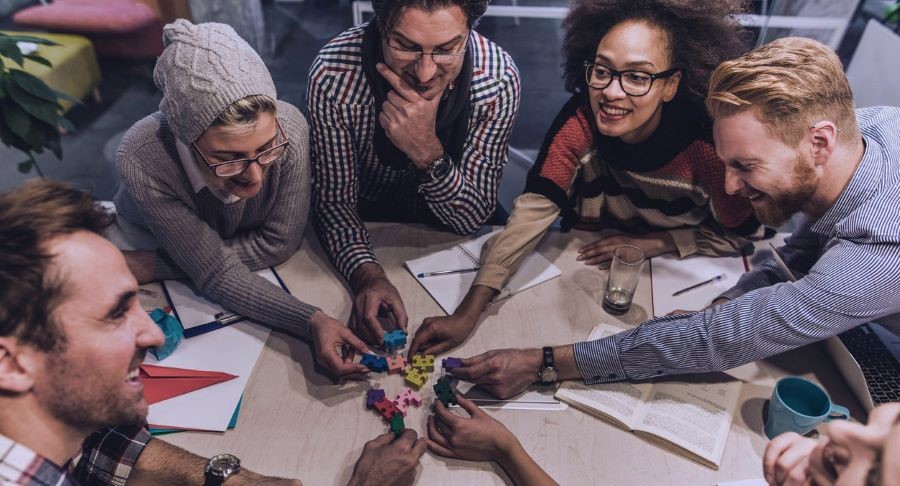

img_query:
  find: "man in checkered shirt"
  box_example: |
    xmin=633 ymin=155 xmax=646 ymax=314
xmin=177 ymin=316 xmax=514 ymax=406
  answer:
xmin=0 ymin=181 xmax=425 ymax=485
xmin=307 ymin=0 xmax=521 ymax=346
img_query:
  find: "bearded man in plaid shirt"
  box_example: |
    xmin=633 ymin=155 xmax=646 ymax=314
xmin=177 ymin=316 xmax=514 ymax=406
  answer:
xmin=307 ymin=0 xmax=521 ymax=346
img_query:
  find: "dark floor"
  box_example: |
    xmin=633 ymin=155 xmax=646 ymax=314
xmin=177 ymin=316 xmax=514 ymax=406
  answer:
xmin=0 ymin=0 xmax=872 ymax=205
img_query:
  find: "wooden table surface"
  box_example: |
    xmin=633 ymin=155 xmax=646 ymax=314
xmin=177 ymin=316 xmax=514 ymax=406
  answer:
xmin=158 ymin=223 xmax=866 ymax=486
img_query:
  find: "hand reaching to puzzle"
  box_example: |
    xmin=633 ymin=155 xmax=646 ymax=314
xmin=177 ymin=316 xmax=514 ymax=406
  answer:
xmin=448 ymin=348 xmax=543 ymax=399
xmin=347 ymin=430 xmax=426 ymax=486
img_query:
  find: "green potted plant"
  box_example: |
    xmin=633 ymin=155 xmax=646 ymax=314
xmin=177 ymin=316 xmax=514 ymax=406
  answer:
xmin=0 ymin=32 xmax=78 ymax=176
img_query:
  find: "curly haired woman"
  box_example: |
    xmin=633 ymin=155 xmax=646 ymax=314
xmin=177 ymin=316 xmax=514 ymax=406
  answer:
xmin=410 ymin=0 xmax=769 ymax=358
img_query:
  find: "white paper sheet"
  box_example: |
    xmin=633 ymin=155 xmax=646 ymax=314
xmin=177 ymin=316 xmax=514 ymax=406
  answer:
xmin=405 ymin=230 xmax=561 ymax=315
xmin=650 ymin=254 xmax=747 ymax=317
xmin=144 ymin=321 xmax=270 ymax=432
xmin=162 ymin=268 xmax=282 ymax=331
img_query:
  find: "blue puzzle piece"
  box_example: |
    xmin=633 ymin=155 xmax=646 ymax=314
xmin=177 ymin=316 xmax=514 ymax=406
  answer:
xmin=149 ymin=308 xmax=183 ymax=360
xmin=383 ymin=330 xmax=408 ymax=350
xmin=360 ymin=353 xmax=389 ymax=373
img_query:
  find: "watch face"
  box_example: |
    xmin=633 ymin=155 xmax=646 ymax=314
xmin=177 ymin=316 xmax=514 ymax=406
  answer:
xmin=540 ymin=368 xmax=558 ymax=383
xmin=209 ymin=454 xmax=240 ymax=476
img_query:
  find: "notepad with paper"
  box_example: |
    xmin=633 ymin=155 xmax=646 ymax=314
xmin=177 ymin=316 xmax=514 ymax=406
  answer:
xmin=650 ymin=253 xmax=748 ymax=317
xmin=405 ymin=230 xmax=561 ymax=315
xmin=555 ymin=323 xmax=742 ymax=469
xmin=161 ymin=267 xmax=288 ymax=337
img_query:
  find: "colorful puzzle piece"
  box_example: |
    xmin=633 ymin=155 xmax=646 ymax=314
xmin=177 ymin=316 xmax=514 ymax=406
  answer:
xmin=442 ymin=357 xmax=462 ymax=370
xmin=386 ymin=355 xmax=407 ymax=374
xmin=393 ymin=398 xmax=409 ymax=416
xmin=365 ymin=388 xmax=385 ymax=410
xmin=411 ymin=354 xmax=435 ymax=371
xmin=149 ymin=308 xmax=183 ymax=361
xmin=433 ymin=376 xmax=457 ymax=407
xmin=373 ymin=397 xmax=400 ymax=421
xmin=390 ymin=413 xmax=405 ymax=436
xmin=360 ymin=353 xmax=389 ymax=373
xmin=397 ymin=388 xmax=422 ymax=407
xmin=383 ymin=330 xmax=407 ymax=351
xmin=404 ymin=367 xmax=428 ymax=390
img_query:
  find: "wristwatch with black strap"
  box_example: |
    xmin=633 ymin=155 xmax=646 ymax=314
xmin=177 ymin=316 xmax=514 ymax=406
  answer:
xmin=422 ymin=153 xmax=452 ymax=182
xmin=538 ymin=346 xmax=558 ymax=385
xmin=204 ymin=453 xmax=241 ymax=486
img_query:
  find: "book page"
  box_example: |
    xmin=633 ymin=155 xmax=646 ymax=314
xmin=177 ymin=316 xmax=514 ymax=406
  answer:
xmin=650 ymin=254 xmax=747 ymax=317
xmin=554 ymin=323 xmax=653 ymax=429
xmin=634 ymin=379 xmax=742 ymax=466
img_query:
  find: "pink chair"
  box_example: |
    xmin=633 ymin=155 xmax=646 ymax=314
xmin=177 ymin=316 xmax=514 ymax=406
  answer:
xmin=13 ymin=0 xmax=164 ymax=59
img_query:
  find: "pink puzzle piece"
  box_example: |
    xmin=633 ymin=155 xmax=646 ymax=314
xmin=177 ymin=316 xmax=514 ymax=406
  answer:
xmin=393 ymin=398 xmax=409 ymax=416
xmin=386 ymin=355 xmax=407 ymax=374
xmin=398 ymin=388 xmax=422 ymax=407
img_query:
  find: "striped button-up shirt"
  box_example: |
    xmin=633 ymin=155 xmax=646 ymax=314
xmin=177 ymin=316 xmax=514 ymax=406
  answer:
xmin=307 ymin=23 xmax=521 ymax=280
xmin=1 ymin=425 xmax=149 ymax=486
xmin=574 ymin=106 xmax=900 ymax=383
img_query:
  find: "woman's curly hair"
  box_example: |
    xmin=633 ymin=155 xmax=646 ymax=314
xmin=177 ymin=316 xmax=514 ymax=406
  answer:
xmin=561 ymin=0 xmax=751 ymax=104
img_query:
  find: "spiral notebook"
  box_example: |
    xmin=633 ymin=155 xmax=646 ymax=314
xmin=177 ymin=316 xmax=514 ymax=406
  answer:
xmin=404 ymin=230 xmax=561 ymax=314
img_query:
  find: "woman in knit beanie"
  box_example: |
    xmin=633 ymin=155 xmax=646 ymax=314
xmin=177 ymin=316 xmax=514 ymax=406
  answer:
xmin=111 ymin=20 xmax=370 ymax=378
xmin=410 ymin=0 xmax=769 ymax=359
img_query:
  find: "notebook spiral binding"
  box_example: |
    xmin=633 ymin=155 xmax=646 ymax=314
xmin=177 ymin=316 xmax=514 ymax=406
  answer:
xmin=456 ymin=244 xmax=480 ymax=267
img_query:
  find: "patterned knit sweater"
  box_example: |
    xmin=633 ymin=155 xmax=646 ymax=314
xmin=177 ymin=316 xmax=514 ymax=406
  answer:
xmin=473 ymin=95 xmax=765 ymax=291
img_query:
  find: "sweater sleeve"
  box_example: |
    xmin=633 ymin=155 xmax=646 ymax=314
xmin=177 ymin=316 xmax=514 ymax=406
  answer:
xmin=116 ymin=113 xmax=317 ymax=339
xmin=472 ymin=193 xmax=560 ymax=290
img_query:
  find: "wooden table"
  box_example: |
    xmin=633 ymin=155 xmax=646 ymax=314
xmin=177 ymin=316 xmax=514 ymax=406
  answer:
xmin=159 ymin=223 xmax=865 ymax=486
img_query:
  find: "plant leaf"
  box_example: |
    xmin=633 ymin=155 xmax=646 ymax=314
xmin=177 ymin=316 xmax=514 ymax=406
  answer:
xmin=52 ymin=88 xmax=82 ymax=106
xmin=23 ymin=54 xmax=53 ymax=68
xmin=0 ymin=34 xmax=60 ymax=46
xmin=7 ymin=83 xmax=61 ymax=125
xmin=57 ymin=115 xmax=75 ymax=133
xmin=3 ymin=101 xmax=32 ymax=139
xmin=18 ymin=160 xmax=33 ymax=173
xmin=0 ymin=43 xmax=24 ymax=67
xmin=8 ymin=69 xmax=59 ymax=102
xmin=45 ymin=138 xmax=62 ymax=158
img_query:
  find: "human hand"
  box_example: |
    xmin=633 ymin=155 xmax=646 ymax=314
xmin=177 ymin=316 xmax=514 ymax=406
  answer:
xmin=375 ymin=63 xmax=444 ymax=168
xmin=449 ymin=349 xmax=542 ymax=400
xmin=308 ymin=310 xmax=371 ymax=376
xmin=348 ymin=430 xmax=427 ymax=486
xmin=122 ymin=250 xmax=156 ymax=284
xmin=426 ymin=396 xmax=518 ymax=463
xmin=349 ymin=266 xmax=408 ymax=346
xmin=763 ymin=432 xmax=819 ymax=486
xmin=576 ymin=232 xmax=675 ymax=267
xmin=408 ymin=313 xmax=478 ymax=358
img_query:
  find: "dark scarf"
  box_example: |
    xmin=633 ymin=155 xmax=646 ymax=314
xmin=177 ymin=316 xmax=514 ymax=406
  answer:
xmin=594 ymin=96 xmax=713 ymax=173
xmin=361 ymin=20 xmax=473 ymax=170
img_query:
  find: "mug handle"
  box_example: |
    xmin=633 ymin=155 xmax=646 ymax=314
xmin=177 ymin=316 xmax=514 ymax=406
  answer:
xmin=826 ymin=404 xmax=850 ymax=421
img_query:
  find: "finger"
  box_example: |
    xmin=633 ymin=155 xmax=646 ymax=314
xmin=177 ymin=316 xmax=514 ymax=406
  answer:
xmin=808 ymin=439 xmax=837 ymax=485
xmin=418 ymin=339 xmax=454 ymax=357
xmin=577 ymin=241 xmax=601 ymax=254
xmin=450 ymin=356 xmax=493 ymax=381
xmin=426 ymin=415 xmax=453 ymax=450
xmin=386 ymin=294 xmax=409 ymax=331
xmin=376 ymin=63 xmax=417 ymax=100
xmin=432 ymin=400 xmax=463 ymax=430
xmin=583 ymin=253 xmax=614 ymax=266
xmin=393 ymin=428 xmax=420 ymax=451
xmin=340 ymin=326 xmax=371 ymax=355
xmin=425 ymin=437 xmax=456 ymax=458
xmin=385 ymin=90 xmax=407 ymax=110
xmin=321 ymin=345 xmax=369 ymax=376
xmin=454 ymin=395 xmax=484 ymax=418
xmin=362 ymin=295 xmax=386 ymax=345
xmin=381 ymin=99 xmax=401 ymax=120
xmin=764 ymin=433 xmax=801 ymax=484
xmin=408 ymin=325 xmax=435 ymax=358
xmin=783 ymin=457 xmax=811 ymax=486
xmin=367 ymin=431 xmax=396 ymax=449
xmin=409 ymin=437 xmax=428 ymax=460
xmin=773 ymin=439 xmax=816 ymax=485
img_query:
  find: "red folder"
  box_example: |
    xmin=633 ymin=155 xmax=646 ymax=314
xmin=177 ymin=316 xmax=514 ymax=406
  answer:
xmin=140 ymin=364 xmax=237 ymax=404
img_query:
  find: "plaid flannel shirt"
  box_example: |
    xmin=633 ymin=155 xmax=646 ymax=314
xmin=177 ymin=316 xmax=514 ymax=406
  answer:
xmin=1 ymin=425 xmax=150 ymax=486
xmin=307 ymin=23 xmax=521 ymax=280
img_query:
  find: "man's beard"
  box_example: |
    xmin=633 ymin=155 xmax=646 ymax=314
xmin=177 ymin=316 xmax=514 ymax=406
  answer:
xmin=752 ymin=154 xmax=818 ymax=227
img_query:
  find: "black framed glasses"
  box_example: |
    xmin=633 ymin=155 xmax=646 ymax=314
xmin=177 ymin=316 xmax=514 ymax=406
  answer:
xmin=584 ymin=62 xmax=680 ymax=97
xmin=193 ymin=119 xmax=289 ymax=177
xmin=386 ymin=40 xmax=468 ymax=65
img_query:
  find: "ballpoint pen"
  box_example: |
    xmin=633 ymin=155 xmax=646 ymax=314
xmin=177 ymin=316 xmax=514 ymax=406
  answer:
xmin=672 ymin=273 xmax=726 ymax=296
xmin=417 ymin=267 xmax=479 ymax=278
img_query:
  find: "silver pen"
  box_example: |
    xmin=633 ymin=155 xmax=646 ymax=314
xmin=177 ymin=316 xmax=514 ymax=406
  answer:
xmin=672 ymin=273 xmax=727 ymax=296
xmin=417 ymin=267 xmax=479 ymax=278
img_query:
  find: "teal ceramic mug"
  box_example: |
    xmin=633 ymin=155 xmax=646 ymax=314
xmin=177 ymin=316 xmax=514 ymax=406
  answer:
xmin=765 ymin=376 xmax=850 ymax=439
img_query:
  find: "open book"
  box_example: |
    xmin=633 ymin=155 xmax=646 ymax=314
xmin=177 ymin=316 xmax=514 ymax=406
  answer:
xmin=404 ymin=229 xmax=561 ymax=314
xmin=555 ymin=323 xmax=742 ymax=469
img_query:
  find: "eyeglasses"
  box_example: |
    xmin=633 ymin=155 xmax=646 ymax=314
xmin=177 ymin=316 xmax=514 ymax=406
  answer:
xmin=193 ymin=119 xmax=289 ymax=177
xmin=386 ymin=41 xmax=467 ymax=65
xmin=584 ymin=62 xmax=680 ymax=97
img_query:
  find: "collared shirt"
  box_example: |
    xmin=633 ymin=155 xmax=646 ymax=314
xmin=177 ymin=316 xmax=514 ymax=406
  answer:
xmin=573 ymin=106 xmax=900 ymax=383
xmin=175 ymin=139 xmax=242 ymax=205
xmin=1 ymin=425 xmax=150 ymax=486
xmin=307 ymin=23 xmax=521 ymax=280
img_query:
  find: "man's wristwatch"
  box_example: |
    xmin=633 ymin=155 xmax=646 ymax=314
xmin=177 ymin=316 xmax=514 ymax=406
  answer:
xmin=424 ymin=153 xmax=452 ymax=181
xmin=538 ymin=346 xmax=558 ymax=385
xmin=204 ymin=453 xmax=241 ymax=486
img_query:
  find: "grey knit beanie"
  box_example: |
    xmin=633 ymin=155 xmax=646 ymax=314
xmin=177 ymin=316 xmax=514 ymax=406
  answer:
xmin=153 ymin=19 xmax=277 ymax=144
